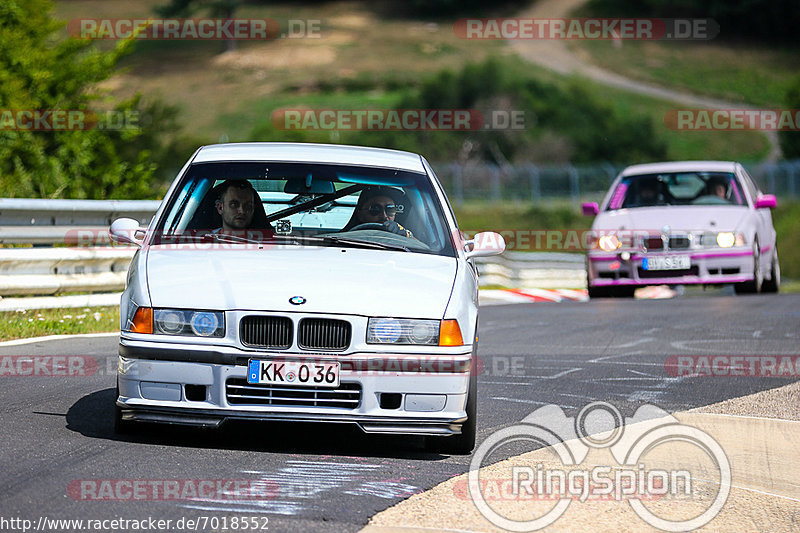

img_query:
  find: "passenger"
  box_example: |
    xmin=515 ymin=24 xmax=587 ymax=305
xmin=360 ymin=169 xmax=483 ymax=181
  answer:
xmin=342 ymin=186 xmax=413 ymax=237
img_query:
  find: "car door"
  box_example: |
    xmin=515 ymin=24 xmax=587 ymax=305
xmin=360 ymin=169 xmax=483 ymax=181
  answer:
xmin=737 ymin=165 xmax=776 ymax=254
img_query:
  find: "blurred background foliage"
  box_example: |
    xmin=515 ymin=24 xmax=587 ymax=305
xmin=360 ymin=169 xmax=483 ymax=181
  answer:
xmin=1 ymin=0 xmax=798 ymax=277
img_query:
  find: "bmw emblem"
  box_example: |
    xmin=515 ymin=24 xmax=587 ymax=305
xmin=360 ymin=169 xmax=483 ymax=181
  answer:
xmin=289 ymin=296 xmax=306 ymax=305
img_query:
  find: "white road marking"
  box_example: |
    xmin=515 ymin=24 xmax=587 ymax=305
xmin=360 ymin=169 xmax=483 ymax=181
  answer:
xmin=0 ymin=331 xmax=118 ymax=346
xmin=491 ymin=396 xmax=577 ymax=409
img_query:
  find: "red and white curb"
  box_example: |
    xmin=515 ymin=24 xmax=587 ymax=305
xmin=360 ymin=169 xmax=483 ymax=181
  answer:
xmin=479 ymin=285 xmax=679 ymax=305
xmin=479 ymin=288 xmax=588 ymax=305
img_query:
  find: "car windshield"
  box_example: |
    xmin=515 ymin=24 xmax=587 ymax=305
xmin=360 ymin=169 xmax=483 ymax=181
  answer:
xmin=606 ymin=172 xmax=746 ymax=210
xmin=153 ymin=161 xmax=455 ymax=257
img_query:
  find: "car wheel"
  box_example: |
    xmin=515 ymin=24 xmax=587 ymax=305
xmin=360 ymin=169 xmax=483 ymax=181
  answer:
xmin=734 ymin=244 xmax=762 ymax=294
xmin=426 ymin=369 xmax=477 ymax=455
xmin=587 ymin=284 xmax=610 ymax=298
xmin=609 ymin=286 xmax=636 ymax=298
xmin=113 ymin=379 xmax=134 ymax=434
xmin=762 ymin=248 xmax=780 ymax=293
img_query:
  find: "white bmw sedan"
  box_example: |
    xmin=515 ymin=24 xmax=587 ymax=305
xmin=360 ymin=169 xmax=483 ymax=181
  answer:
xmin=109 ymin=142 xmax=504 ymax=454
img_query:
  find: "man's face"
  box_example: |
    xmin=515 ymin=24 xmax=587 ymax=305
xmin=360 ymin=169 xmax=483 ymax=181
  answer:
xmin=216 ymin=186 xmax=255 ymax=230
xmin=713 ymin=183 xmax=726 ymax=198
xmin=358 ymin=195 xmax=396 ymax=223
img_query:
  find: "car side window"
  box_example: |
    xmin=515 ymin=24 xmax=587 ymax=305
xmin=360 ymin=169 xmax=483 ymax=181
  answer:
xmin=738 ymin=167 xmax=759 ymax=205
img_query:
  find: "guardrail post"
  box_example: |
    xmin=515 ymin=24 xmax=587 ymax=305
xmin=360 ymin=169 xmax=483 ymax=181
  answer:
xmin=489 ymin=164 xmax=501 ymax=202
xmin=528 ymin=164 xmax=541 ymax=204
xmin=450 ymin=163 xmax=464 ymax=204
xmin=568 ymin=165 xmax=580 ymax=206
xmin=767 ymin=164 xmax=777 ymax=194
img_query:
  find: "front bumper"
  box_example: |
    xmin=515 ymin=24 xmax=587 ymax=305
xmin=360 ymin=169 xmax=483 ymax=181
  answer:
xmin=117 ymin=339 xmax=473 ymax=436
xmin=587 ymin=248 xmax=754 ymax=287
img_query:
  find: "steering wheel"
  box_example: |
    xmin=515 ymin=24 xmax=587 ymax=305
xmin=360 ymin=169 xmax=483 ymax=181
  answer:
xmin=348 ymin=223 xmax=389 ymax=232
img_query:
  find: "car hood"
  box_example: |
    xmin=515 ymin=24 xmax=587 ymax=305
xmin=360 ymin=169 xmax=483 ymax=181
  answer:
xmin=145 ymin=245 xmax=457 ymax=318
xmin=593 ymin=206 xmax=749 ymax=233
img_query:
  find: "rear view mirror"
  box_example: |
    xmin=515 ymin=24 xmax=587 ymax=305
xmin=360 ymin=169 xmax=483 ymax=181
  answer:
xmin=109 ymin=217 xmax=145 ymax=246
xmin=755 ymin=194 xmax=776 ymax=209
xmin=284 ymin=174 xmax=336 ymax=195
xmin=582 ymin=202 xmax=599 ymax=216
xmin=465 ymin=231 xmax=506 ymax=259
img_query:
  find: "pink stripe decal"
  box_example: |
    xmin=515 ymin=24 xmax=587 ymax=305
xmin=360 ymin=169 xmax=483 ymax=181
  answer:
xmin=690 ymin=251 xmax=752 ymax=259
xmin=608 ymin=183 xmax=628 ymax=210
xmin=730 ymin=178 xmax=743 ymax=205
xmin=593 ymin=275 xmax=752 ymax=286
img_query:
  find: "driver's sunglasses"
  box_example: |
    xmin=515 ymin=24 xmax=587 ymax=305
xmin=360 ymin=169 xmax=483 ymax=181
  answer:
xmin=363 ymin=203 xmax=402 ymax=216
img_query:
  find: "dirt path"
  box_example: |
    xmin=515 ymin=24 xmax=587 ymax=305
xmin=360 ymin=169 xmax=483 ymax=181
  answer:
xmin=508 ymin=0 xmax=781 ymax=160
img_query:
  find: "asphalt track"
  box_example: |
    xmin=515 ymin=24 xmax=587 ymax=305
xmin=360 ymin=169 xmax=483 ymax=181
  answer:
xmin=0 ymin=292 xmax=798 ymax=532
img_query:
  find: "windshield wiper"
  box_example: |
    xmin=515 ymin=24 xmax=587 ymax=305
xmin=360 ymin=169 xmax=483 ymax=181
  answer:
xmin=266 ymin=234 xmax=409 ymax=252
xmin=202 ymin=232 xmax=263 ymax=244
xmin=320 ymin=235 xmax=410 ymax=252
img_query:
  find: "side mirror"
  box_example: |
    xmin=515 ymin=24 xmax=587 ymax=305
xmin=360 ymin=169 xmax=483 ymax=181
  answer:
xmin=582 ymin=202 xmax=599 ymax=216
xmin=465 ymin=231 xmax=506 ymax=259
xmin=756 ymin=194 xmax=776 ymax=209
xmin=109 ymin=217 xmax=145 ymax=246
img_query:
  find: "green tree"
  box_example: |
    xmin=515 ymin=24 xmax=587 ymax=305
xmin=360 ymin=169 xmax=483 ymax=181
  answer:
xmin=0 ymin=0 xmax=168 ymax=199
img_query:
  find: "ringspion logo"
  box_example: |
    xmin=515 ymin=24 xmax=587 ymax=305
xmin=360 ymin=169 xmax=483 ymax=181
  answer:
xmin=469 ymin=402 xmax=730 ymax=531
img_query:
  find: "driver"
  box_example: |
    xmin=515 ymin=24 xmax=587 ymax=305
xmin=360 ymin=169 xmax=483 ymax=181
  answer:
xmin=707 ymin=177 xmax=728 ymax=200
xmin=342 ymin=186 xmax=413 ymax=237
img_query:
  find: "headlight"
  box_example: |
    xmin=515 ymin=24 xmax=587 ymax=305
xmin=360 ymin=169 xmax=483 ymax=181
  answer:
xmin=710 ymin=232 xmax=745 ymax=248
xmin=716 ymin=232 xmax=735 ymax=248
xmin=367 ymin=318 xmax=441 ymax=345
xmin=598 ymin=235 xmax=621 ymax=252
xmin=152 ymin=309 xmax=225 ymax=337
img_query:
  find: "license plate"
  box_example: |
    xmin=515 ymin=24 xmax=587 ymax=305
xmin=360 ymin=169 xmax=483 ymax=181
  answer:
xmin=248 ymin=360 xmax=340 ymax=387
xmin=642 ymin=255 xmax=690 ymax=271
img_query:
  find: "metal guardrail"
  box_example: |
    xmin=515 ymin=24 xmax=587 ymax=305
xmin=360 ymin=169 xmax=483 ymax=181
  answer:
xmin=0 ymin=198 xmax=160 ymax=244
xmin=474 ymin=252 xmax=585 ymax=289
xmin=431 ymin=159 xmax=800 ymax=204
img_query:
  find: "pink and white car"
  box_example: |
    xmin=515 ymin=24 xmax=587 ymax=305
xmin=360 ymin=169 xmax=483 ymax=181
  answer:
xmin=582 ymin=161 xmax=779 ymax=297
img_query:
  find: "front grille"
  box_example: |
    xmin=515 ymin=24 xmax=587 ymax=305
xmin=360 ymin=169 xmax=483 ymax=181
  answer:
xmin=298 ymin=318 xmax=351 ymax=351
xmin=638 ymin=266 xmax=699 ymax=278
xmin=643 ymin=237 xmax=664 ymax=250
xmin=240 ymin=316 xmax=292 ymax=349
xmin=668 ymin=236 xmax=691 ymax=249
xmin=226 ymin=378 xmax=361 ymax=408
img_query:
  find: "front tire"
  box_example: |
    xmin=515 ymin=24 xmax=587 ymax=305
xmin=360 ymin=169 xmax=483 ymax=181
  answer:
xmin=762 ymin=248 xmax=780 ymax=293
xmin=734 ymin=244 xmax=762 ymax=294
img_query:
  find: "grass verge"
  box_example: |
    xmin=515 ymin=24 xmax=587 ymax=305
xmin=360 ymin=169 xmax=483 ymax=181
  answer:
xmin=0 ymin=306 xmax=119 ymax=342
xmin=567 ymin=36 xmax=800 ymax=108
